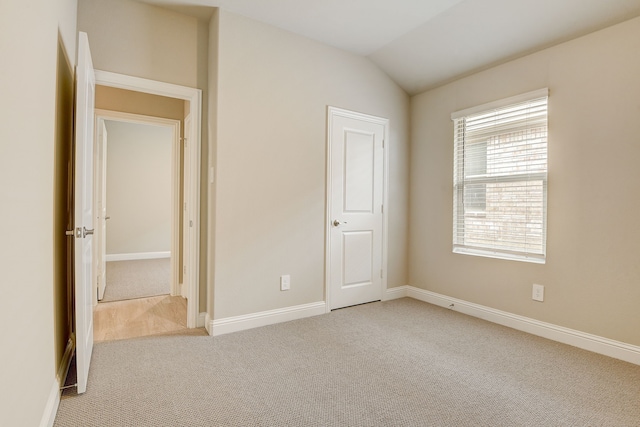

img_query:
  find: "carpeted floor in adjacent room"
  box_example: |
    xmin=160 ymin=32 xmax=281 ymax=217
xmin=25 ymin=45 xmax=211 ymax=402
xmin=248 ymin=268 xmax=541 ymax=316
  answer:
xmin=54 ymin=298 xmax=640 ymax=426
xmin=102 ymin=258 xmax=171 ymax=302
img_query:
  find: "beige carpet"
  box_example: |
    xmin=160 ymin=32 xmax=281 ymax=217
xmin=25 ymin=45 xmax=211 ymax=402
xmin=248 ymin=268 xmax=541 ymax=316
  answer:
xmin=102 ymin=258 xmax=171 ymax=302
xmin=55 ymin=298 xmax=640 ymax=426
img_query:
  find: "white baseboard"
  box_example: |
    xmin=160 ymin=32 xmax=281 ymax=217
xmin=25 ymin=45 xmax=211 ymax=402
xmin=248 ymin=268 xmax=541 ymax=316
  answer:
xmin=210 ymin=301 xmax=327 ymax=336
xmin=204 ymin=312 xmax=212 ymax=335
xmin=40 ymin=379 xmax=60 ymax=427
xmin=383 ymin=285 xmax=409 ymax=301
xmin=106 ymin=251 xmax=170 ymax=262
xmin=404 ymin=286 xmax=640 ymax=366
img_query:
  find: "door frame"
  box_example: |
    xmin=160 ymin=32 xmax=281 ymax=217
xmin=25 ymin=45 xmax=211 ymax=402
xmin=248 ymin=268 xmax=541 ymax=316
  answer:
xmin=94 ymin=110 xmax=181 ymax=300
xmin=94 ymin=120 xmax=108 ymax=301
xmin=324 ymin=106 xmax=390 ymax=312
xmin=94 ymin=70 xmax=202 ymax=328
xmin=182 ymin=114 xmax=194 ymax=300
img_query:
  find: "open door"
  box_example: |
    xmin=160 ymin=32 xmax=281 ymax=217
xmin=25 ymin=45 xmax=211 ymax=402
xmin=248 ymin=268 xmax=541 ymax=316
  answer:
xmin=74 ymin=31 xmax=96 ymax=394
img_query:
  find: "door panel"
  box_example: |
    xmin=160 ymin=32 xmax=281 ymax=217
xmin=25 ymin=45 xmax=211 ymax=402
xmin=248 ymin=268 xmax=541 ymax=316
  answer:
xmin=342 ymin=231 xmax=373 ymax=287
xmin=344 ymin=131 xmax=375 ymax=213
xmin=329 ymin=109 xmax=386 ymax=310
xmin=74 ymin=32 xmax=95 ymax=394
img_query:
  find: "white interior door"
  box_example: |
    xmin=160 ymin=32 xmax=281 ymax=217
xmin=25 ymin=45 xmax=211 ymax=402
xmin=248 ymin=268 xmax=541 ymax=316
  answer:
xmin=96 ymin=119 xmax=108 ymax=301
xmin=74 ymin=31 xmax=96 ymax=394
xmin=328 ymin=107 xmax=387 ymax=310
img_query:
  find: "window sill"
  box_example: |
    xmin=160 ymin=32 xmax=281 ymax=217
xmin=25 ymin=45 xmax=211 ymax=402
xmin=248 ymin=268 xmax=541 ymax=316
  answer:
xmin=453 ymin=246 xmax=545 ymax=264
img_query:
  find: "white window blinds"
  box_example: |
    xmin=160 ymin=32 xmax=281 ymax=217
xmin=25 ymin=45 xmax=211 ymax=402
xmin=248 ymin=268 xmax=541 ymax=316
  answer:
xmin=452 ymin=89 xmax=548 ymax=263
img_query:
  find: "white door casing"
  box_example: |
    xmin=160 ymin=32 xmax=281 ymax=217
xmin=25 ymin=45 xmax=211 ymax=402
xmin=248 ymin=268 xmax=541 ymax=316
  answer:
xmin=74 ymin=31 xmax=96 ymax=394
xmin=95 ymin=119 xmax=107 ymax=301
xmin=92 ymin=71 xmax=201 ymax=329
xmin=183 ymin=112 xmax=199 ymax=327
xmin=182 ymin=114 xmax=192 ymax=300
xmin=326 ymin=107 xmax=389 ymax=310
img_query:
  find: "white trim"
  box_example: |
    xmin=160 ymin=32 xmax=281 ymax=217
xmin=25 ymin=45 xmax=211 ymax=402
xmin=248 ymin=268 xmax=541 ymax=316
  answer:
xmin=204 ymin=312 xmax=213 ymax=335
xmin=95 ymin=109 xmax=181 ymax=127
xmin=94 ymin=70 xmax=198 ymax=100
xmin=453 ymin=246 xmax=546 ymax=264
xmin=406 ymin=286 xmax=640 ymax=366
xmin=451 ymin=88 xmax=549 ymax=120
xmin=105 ymin=251 xmax=171 ymax=262
xmin=324 ymin=109 xmax=332 ymax=313
xmin=94 ymin=70 xmax=202 ymax=329
xmin=383 ymin=285 xmax=409 ymax=301
xmin=197 ymin=312 xmax=207 ymax=328
xmin=182 ymin=112 xmax=201 ymax=328
xmin=325 ymin=106 xmax=390 ymax=312
xmin=210 ymin=302 xmax=327 ymax=336
xmin=182 ymin=113 xmax=193 ymax=302
xmin=39 ymin=379 xmax=60 ymax=427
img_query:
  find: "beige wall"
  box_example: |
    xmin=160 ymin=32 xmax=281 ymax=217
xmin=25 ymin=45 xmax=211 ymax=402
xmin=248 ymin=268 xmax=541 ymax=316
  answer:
xmin=78 ymin=0 xmax=198 ymax=87
xmin=105 ymin=121 xmax=174 ymax=255
xmin=212 ymin=11 xmax=410 ymax=319
xmin=206 ymin=9 xmax=220 ymax=315
xmin=0 ymin=0 xmax=77 ymax=424
xmin=58 ymin=0 xmax=77 ymax=64
xmin=410 ymin=16 xmax=640 ymax=346
xmin=96 ymin=85 xmax=185 ymax=120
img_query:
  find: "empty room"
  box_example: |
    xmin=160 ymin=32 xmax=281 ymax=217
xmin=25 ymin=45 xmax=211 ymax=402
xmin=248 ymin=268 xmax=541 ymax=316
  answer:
xmin=2 ymin=0 xmax=640 ymax=426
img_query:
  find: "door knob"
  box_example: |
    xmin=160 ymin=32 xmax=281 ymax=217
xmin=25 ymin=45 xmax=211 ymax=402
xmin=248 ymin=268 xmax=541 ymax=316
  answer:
xmin=333 ymin=220 xmax=347 ymax=227
xmin=83 ymin=227 xmax=94 ymax=238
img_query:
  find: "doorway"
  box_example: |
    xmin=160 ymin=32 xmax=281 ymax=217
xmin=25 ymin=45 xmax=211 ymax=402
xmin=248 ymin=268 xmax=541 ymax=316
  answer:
xmin=95 ymin=112 xmax=180 ymax=297
xmin=92 ymin=111 xmax=185 ymax=341
xmin=325 ymin=107 xmax=390 ymax=310
xmin=93 ymin=71 xmax=202 ymax=330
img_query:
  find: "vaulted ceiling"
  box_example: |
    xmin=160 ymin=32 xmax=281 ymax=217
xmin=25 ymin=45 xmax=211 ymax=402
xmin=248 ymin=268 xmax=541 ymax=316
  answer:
xmin=141 ymin=0 xmax=640 ymax=95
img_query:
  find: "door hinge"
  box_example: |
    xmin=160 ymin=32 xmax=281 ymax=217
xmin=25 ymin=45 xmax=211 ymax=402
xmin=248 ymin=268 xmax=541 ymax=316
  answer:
xmin=380 ymin=269 xmax=383 ymax=278
xmin=381 ymin=204 xmax=384 ymax=214
xmin=183 ymin=265 xmax=187 ymax=275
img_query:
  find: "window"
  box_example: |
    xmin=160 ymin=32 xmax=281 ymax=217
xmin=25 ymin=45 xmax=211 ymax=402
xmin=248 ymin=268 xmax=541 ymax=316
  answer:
xmin=452 ymin=89 xmax=548 ymax=263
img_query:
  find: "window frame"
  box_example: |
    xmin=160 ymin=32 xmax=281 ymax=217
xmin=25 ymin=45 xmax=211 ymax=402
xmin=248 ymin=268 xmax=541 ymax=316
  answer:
xmin=451 ymin=88 xmax=549 ymax=264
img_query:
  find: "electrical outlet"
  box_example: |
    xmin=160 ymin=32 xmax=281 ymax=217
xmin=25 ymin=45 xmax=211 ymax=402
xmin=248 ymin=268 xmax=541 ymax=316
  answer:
xmin=280 ymin=275 xmax=290 ymax=291
xmin=532 ymin=284 xmax=544 ymax=302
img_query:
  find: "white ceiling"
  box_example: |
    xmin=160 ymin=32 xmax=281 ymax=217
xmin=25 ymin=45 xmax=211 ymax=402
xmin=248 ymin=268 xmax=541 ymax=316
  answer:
xmin=142 ymin=0 xmax=640 ymax=95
